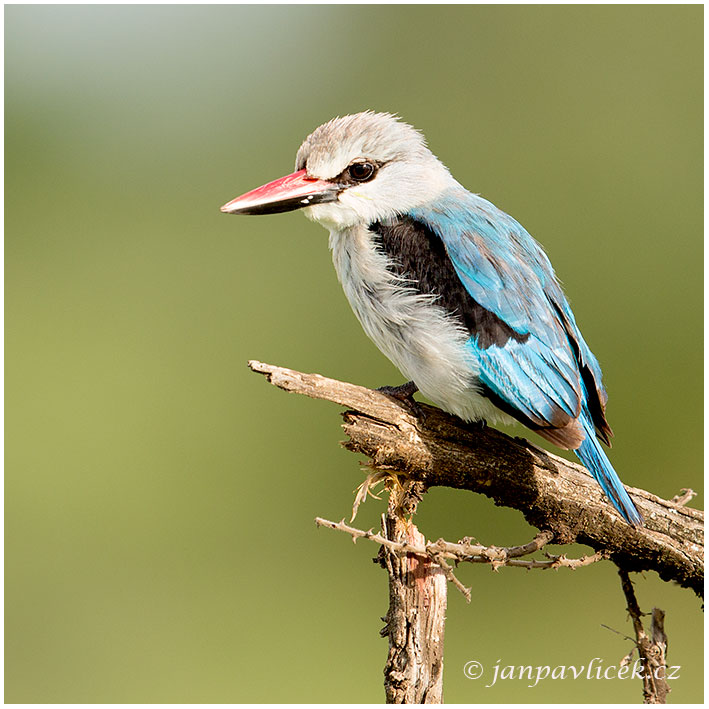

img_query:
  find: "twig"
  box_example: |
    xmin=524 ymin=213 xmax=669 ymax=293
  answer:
xmin=670 ymin=488 xmax=696 ymax=507
xmin=428 ymin=551 xmax=471 ymax=602
xmin=618 ymin=569 xmax=670 ymax=703
xmin=315 ymin=517 xmax=608 ymax=580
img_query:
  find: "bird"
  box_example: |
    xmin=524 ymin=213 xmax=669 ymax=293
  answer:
xmin=220 ymin=111 xmax=642 ymax=526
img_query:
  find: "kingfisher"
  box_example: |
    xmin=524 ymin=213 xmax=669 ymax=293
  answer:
xmin=220 ymin=111 xmax=642 ymax=526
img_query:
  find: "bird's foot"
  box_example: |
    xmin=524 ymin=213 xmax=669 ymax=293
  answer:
xmin=376 ymin=381 xmax=425 ymax=420
xmin=377 ymin=380 xmax=419 ymax=399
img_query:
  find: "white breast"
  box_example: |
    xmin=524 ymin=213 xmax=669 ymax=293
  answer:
xmin=329 ymin=225 xmax=511 ymax=424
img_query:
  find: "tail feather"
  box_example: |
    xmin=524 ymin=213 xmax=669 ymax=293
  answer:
xmin=574 ymin=415 xmax=643 ymax=526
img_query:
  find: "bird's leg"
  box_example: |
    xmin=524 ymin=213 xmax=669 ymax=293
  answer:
xmin=377 ymin=380 xmax=425 ymax=420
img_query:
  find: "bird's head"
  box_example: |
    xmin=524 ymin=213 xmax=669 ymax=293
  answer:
xmin=220 ymin=111 xmax=453 ymax=229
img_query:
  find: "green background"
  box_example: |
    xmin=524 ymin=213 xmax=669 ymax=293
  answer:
xmin=6 ymin=5 xmax=702 ymax=704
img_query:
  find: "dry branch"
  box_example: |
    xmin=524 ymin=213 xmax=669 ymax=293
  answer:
xmin=618 ymin=569 xmax=670 ymax=703
xmin=379 ymin=488 xmax=447 ymax=704
xmin=248 ymin=360 xmax=704 ymax=597
xmin=315 ymin=517 xmax=607 ymax=581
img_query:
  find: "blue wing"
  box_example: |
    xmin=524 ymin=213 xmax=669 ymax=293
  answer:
xmin=409 ymin=187 xmax=611 ymax=447
xmin=408 ymin=187 xmax=641 ymax=525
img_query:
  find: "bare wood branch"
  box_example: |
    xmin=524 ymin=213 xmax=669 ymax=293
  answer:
xmin=379 ymin=489 xmax=446 ymax=703
xmin=249 ymin=360 xmax=704 ymax=597
xmin=618 ymin=569 xmax=670 ymax=703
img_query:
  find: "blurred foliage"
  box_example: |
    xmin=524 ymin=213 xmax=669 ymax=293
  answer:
xmin=6 ymin=5 xmax=702 ymax=703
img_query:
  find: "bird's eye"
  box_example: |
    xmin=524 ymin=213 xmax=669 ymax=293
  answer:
xmin=348 ymin=161 xmax=376 ymax=182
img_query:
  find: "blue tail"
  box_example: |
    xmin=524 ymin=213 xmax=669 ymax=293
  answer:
xmin=574 ymin=415 xmax=643 ymax=526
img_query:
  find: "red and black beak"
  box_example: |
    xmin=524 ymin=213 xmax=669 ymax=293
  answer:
xmin=220 ymin=169 xmax=340 ymax=216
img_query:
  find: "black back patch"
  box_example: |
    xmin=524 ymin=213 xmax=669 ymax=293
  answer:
xmin=369 ymin=217 xmax=527 ymax=349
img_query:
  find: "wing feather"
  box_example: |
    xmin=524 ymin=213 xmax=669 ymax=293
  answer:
xmin=409 ymin=189 xmax=609 ymax=447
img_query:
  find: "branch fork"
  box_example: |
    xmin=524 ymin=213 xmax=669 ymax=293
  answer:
xmin=249 ymin=360 xmax=701 ymax=704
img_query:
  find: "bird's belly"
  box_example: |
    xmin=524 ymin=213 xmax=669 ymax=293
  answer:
xmin=358 ymin=303 xmax=504 ymax=423
xmin=330 ymin=227 xmax=511 ymax=424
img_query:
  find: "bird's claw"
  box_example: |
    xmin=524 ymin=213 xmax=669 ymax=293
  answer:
xmin=377 ymin=380 xmax=419 ymax=399
xmin=376 ymin=381 xmax=426 ymax=420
